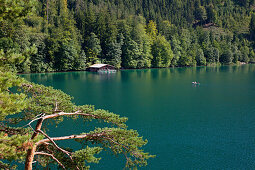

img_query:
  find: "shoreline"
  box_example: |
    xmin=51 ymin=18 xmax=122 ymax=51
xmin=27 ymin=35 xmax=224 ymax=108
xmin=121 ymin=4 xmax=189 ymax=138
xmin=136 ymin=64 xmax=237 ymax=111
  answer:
xmin=18 ymin=62 xmax=252 ymax=75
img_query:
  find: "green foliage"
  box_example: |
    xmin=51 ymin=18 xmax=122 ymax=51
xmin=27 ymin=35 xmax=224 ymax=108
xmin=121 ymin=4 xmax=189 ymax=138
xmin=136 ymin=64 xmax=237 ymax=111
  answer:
xmin=220 ymin=49 xmax=233 ymax=64
xmin=105 ymin=40 xmax=122 ymax=68
xmin=196 ymin=48 xmax=207 ymax=66
xmin=122 ymin=38 xmax=141 ymax=68
xmin=170 ymin=36 xmax=182 ymax=66
xmin=146 ymin=20 xmax=158 ymax=40
xmin=0 ymin=131 xmax=43 ymax=161
xmin=22 ymin=83 xmax=74 ymax=118
xmin=195 ymin=6 xmax=207 ymax=22
xmin=1 ymin=0 xmax=254 ymax=72
xmin=240 ymin=45 xmax=250 ymax=62
xmin=151 ymin=35 xmax=173 ymax=68
xmin=86 ymin=33 xmax=102 ymax=64
xmin=0 ymin=0 xmax=35 ymax=21
xmin=206 ymin=5 xmax=217 ymax=23
xmin=0 ymin=71 xmax=27 ymax=120
xmin=72 ymin=146 xmax=102 ymax=169
xmin=159 ymin=20 xmax=177 ymax=41
xmin=76 ymin=127 xmax=154 ymax=168
xmin=207 ymin=47 xmax=220 ymax=63
xmin=250 ymin=13 xmax=255 ymax=41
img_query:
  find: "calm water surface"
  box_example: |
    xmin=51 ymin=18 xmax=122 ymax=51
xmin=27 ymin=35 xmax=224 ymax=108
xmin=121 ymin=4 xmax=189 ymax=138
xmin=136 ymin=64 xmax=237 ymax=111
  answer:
xmin=22 ymin=65 xmax=255 ymax=169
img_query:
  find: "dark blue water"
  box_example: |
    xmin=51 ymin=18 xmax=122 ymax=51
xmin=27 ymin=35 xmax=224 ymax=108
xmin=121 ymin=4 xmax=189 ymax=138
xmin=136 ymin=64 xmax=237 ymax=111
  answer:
xmin=22 ymin=65 xmax=255 ymax=169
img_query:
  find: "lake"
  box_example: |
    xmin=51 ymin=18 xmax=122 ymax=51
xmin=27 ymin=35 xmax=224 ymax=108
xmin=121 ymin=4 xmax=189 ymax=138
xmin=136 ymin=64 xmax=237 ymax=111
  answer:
xmin=22 ymin=65 xmax=255 ymax=169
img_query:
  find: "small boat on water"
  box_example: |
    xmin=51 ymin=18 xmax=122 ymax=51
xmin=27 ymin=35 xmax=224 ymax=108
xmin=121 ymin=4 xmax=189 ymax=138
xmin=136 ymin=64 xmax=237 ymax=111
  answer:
xmin=192 ymin=81 xmax=200 ymax=85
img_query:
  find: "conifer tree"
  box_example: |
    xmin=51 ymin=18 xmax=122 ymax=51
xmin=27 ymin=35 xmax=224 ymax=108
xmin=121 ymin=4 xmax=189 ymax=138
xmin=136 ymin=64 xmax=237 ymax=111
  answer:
xmin=250 ymin=13 xmax=255 ymax=41
xmin=86 ymin=33 xmax=102 ymax=64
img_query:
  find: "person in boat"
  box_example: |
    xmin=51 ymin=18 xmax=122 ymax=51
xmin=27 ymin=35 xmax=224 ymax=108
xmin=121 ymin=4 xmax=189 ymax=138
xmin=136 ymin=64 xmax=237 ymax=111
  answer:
xmin=192 ymin=81 xmax=200 ymax=85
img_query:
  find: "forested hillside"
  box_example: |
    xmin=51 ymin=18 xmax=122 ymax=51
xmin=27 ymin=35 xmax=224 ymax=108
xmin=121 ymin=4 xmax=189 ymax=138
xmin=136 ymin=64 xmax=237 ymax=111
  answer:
xmin=1 ymin=0 xmax=255 ymax=72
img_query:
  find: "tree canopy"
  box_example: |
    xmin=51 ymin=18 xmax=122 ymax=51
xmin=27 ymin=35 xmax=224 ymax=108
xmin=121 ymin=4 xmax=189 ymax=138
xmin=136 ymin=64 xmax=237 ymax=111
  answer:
xmin=1 ymin=0 xmax=255 ymax=73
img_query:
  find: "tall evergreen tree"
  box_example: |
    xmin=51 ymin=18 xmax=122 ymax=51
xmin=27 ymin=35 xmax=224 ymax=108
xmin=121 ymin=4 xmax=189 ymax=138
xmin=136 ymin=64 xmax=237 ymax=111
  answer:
xmin=86 ymin=33 xmax=102 ymax=64
xmin=250 ymin=13 xmax=255 ymax=41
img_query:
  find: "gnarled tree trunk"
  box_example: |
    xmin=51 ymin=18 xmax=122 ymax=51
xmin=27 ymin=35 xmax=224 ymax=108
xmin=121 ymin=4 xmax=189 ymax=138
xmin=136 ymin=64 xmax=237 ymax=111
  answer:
xmin=25 ymin=118 xmax=44 ymax=170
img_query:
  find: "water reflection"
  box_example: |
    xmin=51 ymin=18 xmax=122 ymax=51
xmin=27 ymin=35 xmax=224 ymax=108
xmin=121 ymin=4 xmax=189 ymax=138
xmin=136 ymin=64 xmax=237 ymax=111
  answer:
xmin=21 ymin=64 xmax=255 ymax=83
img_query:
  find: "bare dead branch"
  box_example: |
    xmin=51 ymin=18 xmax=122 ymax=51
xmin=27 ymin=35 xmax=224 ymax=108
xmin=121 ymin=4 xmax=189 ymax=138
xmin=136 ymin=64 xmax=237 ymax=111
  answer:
xmin=22 ymin=113 xmax=45 ymax=131
xmin=35 ymin=152 xmax=66 ymax=169
xmin=24 ymin=111 xmax=99 ymax=132
xmin=54 ymin=100 xmax=58 ymax=112
xmin=6 ymin=89 xmax=14 ymax=94
xmin=36 ymin=130 xmax=112 ymax=145
xmin=43 ymin=111 xmax=98 ymax=120
xmin=54 ymin=100 xmax=62 ymax=112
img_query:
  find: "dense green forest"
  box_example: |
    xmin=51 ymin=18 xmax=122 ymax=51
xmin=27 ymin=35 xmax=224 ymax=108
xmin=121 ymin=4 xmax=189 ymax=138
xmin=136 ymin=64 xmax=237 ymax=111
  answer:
xmin=1 ymin=0 xmax=255 ymax=72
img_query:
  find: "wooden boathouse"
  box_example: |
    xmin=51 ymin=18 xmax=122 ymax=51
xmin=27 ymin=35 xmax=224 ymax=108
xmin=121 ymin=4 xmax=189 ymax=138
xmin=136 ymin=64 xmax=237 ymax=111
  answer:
xmin=87 ymin=64 xmax=116 ymax=73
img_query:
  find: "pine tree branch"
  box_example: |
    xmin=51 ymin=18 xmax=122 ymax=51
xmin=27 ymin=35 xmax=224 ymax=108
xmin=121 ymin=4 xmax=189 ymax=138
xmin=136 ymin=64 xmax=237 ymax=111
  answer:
xmin=34 ymin=152 xmax=66 ymax=169
xmin=102 ymin=136 xmax=143 ymax=159
xmin=37 ymin=130 xmax=73 ymax=162
xmin=25 ymin=112 xmax=99 ymax=170
xmin=0 ymin=161 xmax=10 ymax=170
xmin=36 ymin=129 xmax=141 ymax=163
xmin=37 ymin=129 xmax=83 ymax=170
xmin=0 ymin=123 xmax=26 ymax=135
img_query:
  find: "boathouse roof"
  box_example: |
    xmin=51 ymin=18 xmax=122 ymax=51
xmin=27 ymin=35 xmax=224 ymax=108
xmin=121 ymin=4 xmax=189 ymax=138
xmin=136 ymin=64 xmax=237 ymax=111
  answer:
xmin=89 ymin=64 xmax=108 ymax=68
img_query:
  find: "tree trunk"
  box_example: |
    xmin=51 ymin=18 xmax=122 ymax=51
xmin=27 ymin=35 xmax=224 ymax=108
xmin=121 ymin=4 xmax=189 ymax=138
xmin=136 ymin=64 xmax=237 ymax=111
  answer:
xmin=25 ymin=118 xmax=44 ymax=170
xmin=47 ymin=0 xmax=49 ymax=23
xmin=25 ymin=145 xmax=37 ymax=170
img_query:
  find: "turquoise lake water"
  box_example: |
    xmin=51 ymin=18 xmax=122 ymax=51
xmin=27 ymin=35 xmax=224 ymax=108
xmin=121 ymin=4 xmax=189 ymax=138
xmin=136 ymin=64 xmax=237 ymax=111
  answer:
xmin=22 ymin=65 xmax=255 ymax=169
